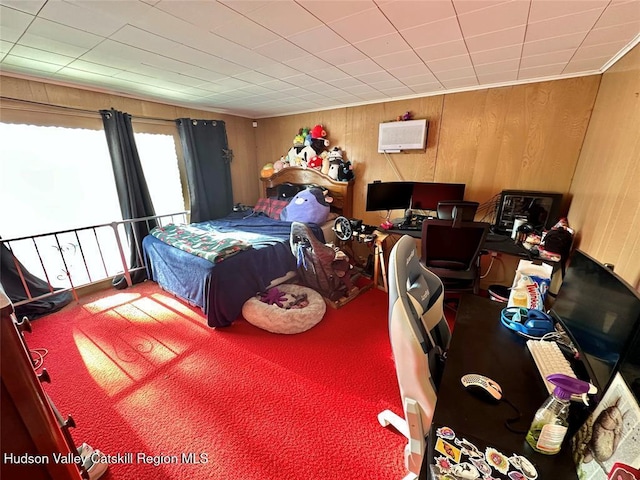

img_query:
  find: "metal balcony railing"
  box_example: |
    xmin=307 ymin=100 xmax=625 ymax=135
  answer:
xmin=1 ymin=212 xmax=188 ymax=307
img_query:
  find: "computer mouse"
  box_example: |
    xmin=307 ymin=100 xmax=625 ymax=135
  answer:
xmin=461 ymin=374 xmax=503 ymax=403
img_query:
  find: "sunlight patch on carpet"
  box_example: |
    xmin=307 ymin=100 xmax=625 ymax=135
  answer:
xmin=82 ymin=292 xmax=141 ymax=313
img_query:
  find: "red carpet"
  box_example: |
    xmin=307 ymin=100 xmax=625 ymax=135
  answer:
xmin=27 ymin=281 xmax=413 ymax=480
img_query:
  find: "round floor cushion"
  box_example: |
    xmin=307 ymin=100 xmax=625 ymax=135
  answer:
xmin=242 ymin=284 xmax=326 ymax=334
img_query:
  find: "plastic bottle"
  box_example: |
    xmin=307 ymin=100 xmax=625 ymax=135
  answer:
xmin=525 ymin=374 xmax=590 ymax=455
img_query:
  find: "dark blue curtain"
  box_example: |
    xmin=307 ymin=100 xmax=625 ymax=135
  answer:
xmin=100 ymin=108 xmax=156 ymax=288
xmin=176 ymin=119 xmax=233 ymax=222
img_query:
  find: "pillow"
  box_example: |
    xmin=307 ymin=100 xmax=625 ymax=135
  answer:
xmin=253 ymin=198 xmax=289 ymax=219
xmin=280 ymin=188 xmax=330 ymax=224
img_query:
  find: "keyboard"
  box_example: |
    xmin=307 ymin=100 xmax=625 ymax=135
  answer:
xmin=526 ymin=340 xmax=578 ymax=394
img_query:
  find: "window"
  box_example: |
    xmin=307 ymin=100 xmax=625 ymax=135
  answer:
xmin=1 ymin=122 xmax=186 ymax=289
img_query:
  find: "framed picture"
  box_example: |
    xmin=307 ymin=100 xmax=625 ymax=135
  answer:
xmin=572 ymin=373 xmax=640 ymax=480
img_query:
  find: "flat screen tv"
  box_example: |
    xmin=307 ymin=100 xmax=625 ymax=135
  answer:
xmin=551 ymin=250 xmax=640 ymax=396
xmin=365 ymin=182 xmax=413 ymax=212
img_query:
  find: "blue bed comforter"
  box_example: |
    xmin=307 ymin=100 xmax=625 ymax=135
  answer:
xmin=142 ymin=212 xmax=324 ymax=327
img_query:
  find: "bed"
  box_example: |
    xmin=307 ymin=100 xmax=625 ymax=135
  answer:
xmin=143 ymin=167 xmax=354 ymax=328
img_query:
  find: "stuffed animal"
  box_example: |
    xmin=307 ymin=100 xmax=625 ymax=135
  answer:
xmin=260 ymin=163 xmax=274 ymax=178
xmin=337 ymin=160 xmax=354 ymax=182
xmin=308 ymin=155 xmax=323 ymax=170
xmin=273 ymin=157 xmax=286 ymax=172
xmin=310 ymin=124 xmax=330 ymax=154
xmin=328 ymin=158 xmax=340 ymax=180
xmin=280 ymin=187 xmax=333 ymax=224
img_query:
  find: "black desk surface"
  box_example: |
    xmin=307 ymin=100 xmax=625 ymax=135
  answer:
xmin=423 ymin=294 xmax=578 ymax=480
xmin=387 ymin=228 xmax=549 ymax=261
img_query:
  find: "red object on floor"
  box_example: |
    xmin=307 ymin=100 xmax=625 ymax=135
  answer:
xmin=27 ymin=282 xmax=411 ymax=480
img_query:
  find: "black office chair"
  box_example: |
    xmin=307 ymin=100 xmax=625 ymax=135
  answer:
xmin=378 ymin=235 xmax=451 ymax=479
xmin=437 ymin=201 xmax=479 ymax=227
xmin=421 ymin=219 xmax=490 ymax=297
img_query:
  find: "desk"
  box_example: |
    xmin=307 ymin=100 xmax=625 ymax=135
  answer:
xmin=423 ymin=294 xmax=579 ymax=479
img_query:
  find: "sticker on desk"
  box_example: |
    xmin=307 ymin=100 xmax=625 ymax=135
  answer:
xmin=454 ymin=437 xmax=483 ymax=458
xmin=436 ymin=426 xmax=456 ymax=440
xmin=435 ymin=437 xmax=461 ymax=463
xmin=485 ymin=447 xmax=510 ymax=475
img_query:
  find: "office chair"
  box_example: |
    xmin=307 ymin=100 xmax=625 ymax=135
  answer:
xmin=378 ymin=235 xmax=451 ymax=479
xmin=436 ymin=201 xmax=479 ymax=227
xmin=421 ymin=219 xmax=490 ymax=296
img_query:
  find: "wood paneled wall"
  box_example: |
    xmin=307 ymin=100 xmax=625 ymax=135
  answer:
xmin=567 ymin=45 xmax=640 ymax=290
xmin=256 ymin=77 xmax=600 ymax=231
xmin=0 ymin=76 xmax=259 ymax=206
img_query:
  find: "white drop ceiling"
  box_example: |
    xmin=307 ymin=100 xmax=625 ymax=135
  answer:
xmin=1 ymin=0 xmax=639 ymax=118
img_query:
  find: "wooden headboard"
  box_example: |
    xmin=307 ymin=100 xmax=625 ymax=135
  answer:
xmin=260 ymin=167 xmax=354 ymax=218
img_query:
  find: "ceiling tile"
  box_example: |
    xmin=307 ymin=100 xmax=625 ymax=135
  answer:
xmin=212 ymin=15 xmax=280 ymax=49
xmin=253 ymin=38 xmax=308 ymax=63
xmin=339 ymin=58 xmax=383 ymax=76
xmin=66 ymin=0 xmax=154 ymax=25
xmin=520 ymin=48 xmax=575 ymax=69
xmin=297 ymin=1 xmax=376 ymax=24
xmin=2 ymin=54 xmax=62 ymax=73
xmin=435 ymin=65 xmax=476 ymax=80
xmin=476 ymin=70 xmax=518 ymax=83
xmin=316 ymin=45 xmax=368 ymax=66
xmin=582 ymin=22 xmax=640 ymax=47
xmin=458 ymin=0 xmax=529 ymax=38
xmin=157 ymin=0 xmax=244 ymax=30
xmin=0 ymin=0 xmax=45 ymax=15
xmin=64 ymin=59 xmax=127 ymax=76
xmin=563 ymin=56 xmax=610 ymax=73
xmin=474 ymin=58 xmax=520 ymax=75
xmin=354 ymin=70 xmax=395 ymax=84
xmin=354 ymin=32 xmax=410 ymax=57
xmin=256 ymin=62 xmax=307 ymax=79
xmin=526 ymin=9 xmax=605 ymax=42
xmin=0 ymin=5 xmax=34 ymax=43
xmin=246 ymin=1 xmax=323 ymax=37
xmin=282 ymin=55 xmax=331 ymax=73
xmin=388 ymin=63 xmax=435 ymax=79
xmin=572 ymin=40 xmax=631 ymax=61
xmin=10 ymin=44 xmax=75 ymax=66
xmin=528 ymin=0 xmax=608 ymax=24
xmin=427 ymin=54 xmax=473 ymax=72
xmin=329 ymin=8 xmax=397 ymax=43
xmin=111 ymin=25 xmax=181 ymax=56
xmin=287 ymin=25 xmax=349 ymax=54
xmin=374 ymin=49 xmax=423 ymax=69
xmin=594 ymin=0 xmax=640 ymax=28
xmin=401 ymin=72 xmax=440 ymax=87
xmin=470 ymin=44 xmax=522 ymax=65
xmin=518 ymin=63 xmax=566 ymax=78
xmin=453 ymin=0 xmax=511 ymax=16
xmin=378 ymin=0 xmax=457 ymax=31
xmin=38 ymin=1 xmax=124 ymax=37
xmin=465 ymin=25 xmax=525 ymax=51
xmin=440 ymin=75 xmax=479 ymax=89
xmin=522 ymin=32 xmax=587 ymax=57
xmin=410 ymin=82 xmax=445 ymax=94
xmin=27 ymin=17 xmax=103 ymax=49
xmin=0 ymin=39 xmax=13 ymax=55
xmin=415 ymin=39 xmax=469 ymax=62
xmin=401 ymin=16 xmax=464 ymax=48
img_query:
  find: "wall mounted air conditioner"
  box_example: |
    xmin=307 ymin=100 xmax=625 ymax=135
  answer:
xmin=378 ymin=119 xmax=428 ymax=153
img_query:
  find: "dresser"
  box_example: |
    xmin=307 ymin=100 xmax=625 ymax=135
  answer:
xmin=1 ymin=289 xmax=85 ymax=480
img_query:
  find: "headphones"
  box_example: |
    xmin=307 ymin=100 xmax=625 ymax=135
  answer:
xmin=500 ymin=307 xmax=555 ymax=338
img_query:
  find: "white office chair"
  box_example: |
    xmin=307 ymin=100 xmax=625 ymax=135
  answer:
xmin=378 ymin=235 xmax=451 ymax=479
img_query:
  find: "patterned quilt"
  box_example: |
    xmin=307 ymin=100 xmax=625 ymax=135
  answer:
xmin=150 ymin=224 xmax=252 ymax=264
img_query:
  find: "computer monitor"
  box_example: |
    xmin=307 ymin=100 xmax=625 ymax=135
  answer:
xmin=365 ymin=182 xmax=413 ymax=212
xmin=551 ymin=250 xmax=640 ymax=396
xmin=494 ymin=190 xmax=563 ymax=234
xmin=411 ymin=183 xmax=465 ymax=211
